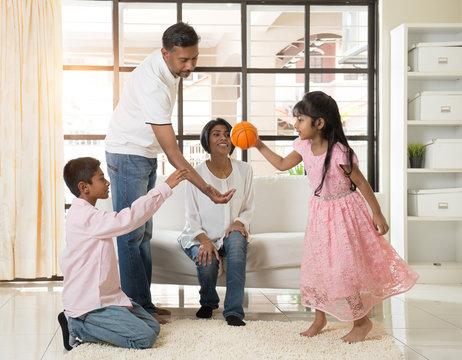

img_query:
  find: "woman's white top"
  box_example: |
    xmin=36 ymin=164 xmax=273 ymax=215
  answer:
xmin=178 ymin=159 xmax=255 ymax=250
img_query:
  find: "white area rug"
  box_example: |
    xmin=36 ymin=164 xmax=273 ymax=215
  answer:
xmin=66 ymin=319 xmax=403 ymax=360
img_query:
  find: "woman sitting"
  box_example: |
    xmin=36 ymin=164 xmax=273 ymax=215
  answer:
xmin=178 ymin=118 xmax=255 ymax=326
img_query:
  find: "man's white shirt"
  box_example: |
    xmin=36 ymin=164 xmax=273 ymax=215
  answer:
xmin=105 ymin=49 xmax=180 ymax=158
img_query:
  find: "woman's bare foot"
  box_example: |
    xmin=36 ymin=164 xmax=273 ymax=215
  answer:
xmin=341 ymin=316 xmax=372 ymax=343
xmin=300 ymin=310 xmax=327 ymax=337
xmin=151 ymin=313 xmax=168 ymax=325
xmin=155 ymin=307 xmax=171 ymax=316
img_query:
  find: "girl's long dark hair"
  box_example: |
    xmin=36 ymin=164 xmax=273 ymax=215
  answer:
xmin=293 ymin=91 xmax=356 ymax=196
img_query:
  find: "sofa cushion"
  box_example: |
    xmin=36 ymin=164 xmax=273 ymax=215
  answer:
xmin=153 ymin=175 xmax=311 ymax=234
xmin=246 ymin=232 xmax=304 ymax=272
xmin=151 ymin=230 xmax=198 ymax=286
xmin=151 ymin=229 xmax=304 ymax=289
xmin=250 ymin=175 xmax=310 ymax=234
xmin=152 ymin=180 xmax=186 ymax=231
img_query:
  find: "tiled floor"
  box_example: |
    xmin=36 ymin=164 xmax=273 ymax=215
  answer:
xmin=1 ymin=282 xmax=462 ymax=359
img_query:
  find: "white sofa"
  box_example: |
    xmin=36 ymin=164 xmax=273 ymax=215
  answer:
xmin=150 ymin=175 xmax=311 ymax=289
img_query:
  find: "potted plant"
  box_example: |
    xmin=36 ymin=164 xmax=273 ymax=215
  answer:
xmin=407 ymin=142 xmax=426 ymax=168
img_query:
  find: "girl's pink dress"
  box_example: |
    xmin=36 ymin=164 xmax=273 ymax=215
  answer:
xmin=294 ymin=138 xmax=419 ymax=321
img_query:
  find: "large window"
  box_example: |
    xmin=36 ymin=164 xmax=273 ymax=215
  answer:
xmin=62 ymin=0 xmax=378 ymax=203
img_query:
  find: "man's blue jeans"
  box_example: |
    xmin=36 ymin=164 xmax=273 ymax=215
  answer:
xmin=181 ymin=231 xmax=248 ymax=319
xmin=68 ymin=301 xmax=160 ymax=349
xmin=105 ymin=152 xmax=158 ymax=313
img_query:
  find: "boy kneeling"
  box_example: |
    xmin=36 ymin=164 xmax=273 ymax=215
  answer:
xmin=58 ymin=157 xmax=186 ymax=350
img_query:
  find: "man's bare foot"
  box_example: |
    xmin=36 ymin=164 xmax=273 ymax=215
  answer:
xmin=341 ymin=317 xmax=372 ymax=343
xmin=151 ymin=313 xmax=168 ymax=325
xmin=300 ymin=317 xmax=327 ymax=337
xmin=155 ymin=307 xmax=171 ymax=316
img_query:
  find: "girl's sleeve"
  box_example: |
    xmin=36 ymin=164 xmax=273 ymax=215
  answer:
xmin=334 ymin=143 xmax=358 ymax=166
xmin=88 ymin=183 xmax=172 ymax=239
xmin=293 ymin=137 xmax=304 ymax=155
xmin=233 ymin=164 xmax=255 ymax=231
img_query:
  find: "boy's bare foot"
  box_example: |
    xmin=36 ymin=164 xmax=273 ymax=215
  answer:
xmin=155 ymin=307 xmax=171 ymax=316
xmin=341 ymin=317 xmax=372 ymax=343
xmin=151 ymin=313 xmax=168 ymax=325
xmin=300 ymin=317 xmax=327 ymax=337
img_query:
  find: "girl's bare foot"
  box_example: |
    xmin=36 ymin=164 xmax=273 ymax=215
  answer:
xmin=341 ymin=316 xmax=372 ymax=343
xmin=155 ymin=307 xmax=171 ymax=316
xmin=300 ymin=310 xmax=327 ymax=337
xmin=151 ymin=313 xmax=168 ymax=325
xmin=300 ymin=318 xmax=327 ymax=337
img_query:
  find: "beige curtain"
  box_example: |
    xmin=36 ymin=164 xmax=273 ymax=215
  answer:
xmin=0 ymin=0 xmax=64 ymax=279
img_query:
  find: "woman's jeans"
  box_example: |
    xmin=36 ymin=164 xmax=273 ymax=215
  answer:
xmin=105 ymin=152 xmax=158 ymax=313
xmin=67 ymin=301 xmax=160 ymax=349
xmin=182 ymin=231 xmax=248 ymax=319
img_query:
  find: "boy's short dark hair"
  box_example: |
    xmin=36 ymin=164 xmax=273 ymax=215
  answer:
xmin=63 ymin=157 xmax=101 ymax=197
xmin=200 ymin=118 xmax=235 ymax=155
xmin=162 ymin=22 xmax=200 ymax=51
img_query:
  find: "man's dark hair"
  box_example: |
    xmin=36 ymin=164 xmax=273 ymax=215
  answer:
xmin=63 ymin=157 xmax=101 ymax=197
xmin=200 ymin=118 xmax=235 ymax=155
xmin=162 ymin=22 xmax=200 ymax=51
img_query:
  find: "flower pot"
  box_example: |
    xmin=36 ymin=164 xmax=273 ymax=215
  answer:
xmin=409 ymin=156 xmax=423 ymax=168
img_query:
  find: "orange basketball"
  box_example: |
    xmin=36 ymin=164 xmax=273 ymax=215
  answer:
xmin=231 ymin=122 xmax=258 ymax=150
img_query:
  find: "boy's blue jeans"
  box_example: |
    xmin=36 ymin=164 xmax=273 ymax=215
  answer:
xmin=181 ymin=231 xmax=248 ymax=319
xmin=68 ymin=301 xmax=160 ymax=349
xmin=105 ymin=152 xmax=158 ymax=313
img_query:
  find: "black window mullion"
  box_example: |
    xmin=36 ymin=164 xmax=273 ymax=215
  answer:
xmin=113 ymin=0 xmax=120 ymax=108
xmin=177 ymin=1 xmax=184 ymax=153
xmin=241 ymin=0 xmax=248 ymax=162
xmin=63 ymin=0 xmax=378 ymax=181
xmin=367 ymin=1 xmax=377 ymax=190
xmin=304 ymin=2 xmax=310 ymax=93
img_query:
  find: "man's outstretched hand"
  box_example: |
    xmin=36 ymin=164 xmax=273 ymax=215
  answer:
xmin=204 ymin=184 xmax=235 ymax=204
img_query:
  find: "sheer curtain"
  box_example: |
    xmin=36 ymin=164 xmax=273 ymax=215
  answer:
xmin=0 ymin=0 xmax=64 ymax=279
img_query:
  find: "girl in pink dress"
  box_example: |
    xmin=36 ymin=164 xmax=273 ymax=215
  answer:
xmin=254 ymin=91 xmax=419 ymax=343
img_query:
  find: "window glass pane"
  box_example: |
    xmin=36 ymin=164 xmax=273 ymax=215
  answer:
xmin=183 ymin=72 xmax=241 ymax=135
xmin=249 ymin=74 xmax=304 ymax=136
xmin=349 ymin=141 xmax=368 ymax=177
xmin=183 ymin=3 xmax=241 ymax=67
xmin=309 ymin=73 xmax=367 ymax=136
xmin=249 ymin=141 xmax=295 ymax=176
xmin=62 ymin=0 xmax=112 ymax=65
xmin=310 ymin=6 xmax=368 ymax=69
xmin=248 ymin=5 xmax=304 ymax=68
xmin=157 ymin=140 xmax=208 ymax=176
xmin=63 ymin=71 xmax=113 ymax=135
xmin=120 ymin=2 xmax=177 ymax=66
xmin=64 ymin=140 xmax=107 ymax=204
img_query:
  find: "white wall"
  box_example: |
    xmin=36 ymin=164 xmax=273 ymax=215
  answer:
xmin=379 ymin=0 xmax=462 ymax=221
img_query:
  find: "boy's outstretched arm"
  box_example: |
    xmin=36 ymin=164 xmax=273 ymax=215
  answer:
xmin=89 ymin=170 xmax=188 ymax=239
xmin=165 ymin=168 xmax=189 ymax=189
xmin=254 ymin=138 xmax=302 ymax=171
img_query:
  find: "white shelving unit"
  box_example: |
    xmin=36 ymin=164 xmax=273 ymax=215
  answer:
xmin=390 ymin=24 xmax=462 ymax=284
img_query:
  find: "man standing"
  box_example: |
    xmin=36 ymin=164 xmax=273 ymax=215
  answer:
xmin=105 ymin=22 xmax=234 ymax=324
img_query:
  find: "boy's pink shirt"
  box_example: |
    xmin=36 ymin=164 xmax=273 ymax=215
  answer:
xmin=60 ymin=182 xmax=172 ymax=318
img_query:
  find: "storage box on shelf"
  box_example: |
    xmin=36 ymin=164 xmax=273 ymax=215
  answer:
xmin=425 ymin=139 xmax=462 ymax=169
xmin=408 ymin=91 xmax=462 ymax=121
xmin=391 ymin=23 xmax=462 ymax=283
xmin=408 ymin=188 xmax=462 ymax=217
xmin=408 ymin=41 xmax=462 ymax=72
